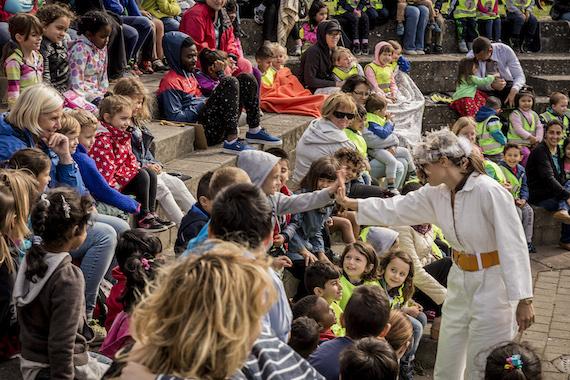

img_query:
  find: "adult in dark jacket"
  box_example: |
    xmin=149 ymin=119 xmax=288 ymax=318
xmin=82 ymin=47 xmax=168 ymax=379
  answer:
xmin=299 ymin=19 xmax=342 ymax=94
xmin=526 ymin=120 xmax=570 ymax=249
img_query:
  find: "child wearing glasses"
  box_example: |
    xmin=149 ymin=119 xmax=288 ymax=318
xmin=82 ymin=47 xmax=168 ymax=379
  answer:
xmin=362 ymin=94 xmax=416 ymax=192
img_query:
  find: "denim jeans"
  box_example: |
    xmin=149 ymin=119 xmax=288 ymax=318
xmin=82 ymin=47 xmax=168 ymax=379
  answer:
xmin=478 ymin=18 xmax=502 ymax=41
xmin=0 ymin=22 xmax=9 ymax=47
xmin=370 ymin=157 xmax=408 ymax=189
xmin=70 ymin=220 xmax=118 ymax=318
xmin=399 ymin=312 xmax=427 ymax=379
xmin=506 ymin=11 xmax=538 ymax=38
xmin=536 ymin=182 xmax=570 ymax=243
xmin=403 ymin=5 xmax=428 ymax=51
xmin=121 ymin=16 xmax=154 ymax=62
xmin=561 ymin=12 xmax=570 ymax=21
xmin=161 ymin=17 xmax=180 ymax=32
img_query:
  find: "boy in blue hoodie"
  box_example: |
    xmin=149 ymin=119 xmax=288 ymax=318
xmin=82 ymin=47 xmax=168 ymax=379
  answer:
xmin=157 ymin=31 xmax=281 ymax=154
xmin=499 ymin=143 xmax=535 ymax=253
xmin=475 ymin=96 xmax=506 ymax=163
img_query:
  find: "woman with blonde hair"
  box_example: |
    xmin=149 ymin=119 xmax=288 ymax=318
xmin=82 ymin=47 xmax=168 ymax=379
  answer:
xmin=113 ymin=241 xmax=276 ymax=379
xmin=0 ymin=85 xmax=123 ymax=335
xmin=337 ymin=128 xmax=534 ymax=379
xmin=0 ymin=169 xmax=38 ymax=360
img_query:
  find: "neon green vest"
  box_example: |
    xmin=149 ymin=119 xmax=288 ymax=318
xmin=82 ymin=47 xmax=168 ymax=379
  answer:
xmin=365 ymin=62 xmax=392 ymax=93
xmin=476 ymin=115 xmax=504 ymax=155
xmin=454 ymin=0 xmax=477 ymax=19
xmin=484 ymin=160 xmax=507 ymax=184
xmin=477 ymin=0 xmax=499 ymax=19
xmin=500 ymin=165 xmax=522 ymax=198
xmin=508 ymin=110 xmax=539 ymax=147
xmin=332 ymin=65 xmax=359 ymax=81
xmin=380 ymin=279 xmax=406 ymax=309
xmin=541 ymin=110 xmax=570 ymax=129
xmin=261 ymin=66 xmax=277 ymax=87
xmin=323 ymin=0 xmax=338 ymax=16
xmin=369 ymin=0 xmax=384 ymax=10
xmin=344 ymin=127 xmax=368 ymax=158
xmin=334 ymin=0 xmax=359 ymax=15
xmin=513 ymin=0 xmax=532 ymax=10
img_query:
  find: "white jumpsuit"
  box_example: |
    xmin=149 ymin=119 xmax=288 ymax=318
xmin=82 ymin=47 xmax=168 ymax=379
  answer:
xmin=356 ymin=173 xmax=533 ymax=380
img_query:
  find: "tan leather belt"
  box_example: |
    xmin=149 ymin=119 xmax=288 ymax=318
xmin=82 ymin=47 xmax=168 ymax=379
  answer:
xmin=452 ymin=250 xmax=500 ymax=271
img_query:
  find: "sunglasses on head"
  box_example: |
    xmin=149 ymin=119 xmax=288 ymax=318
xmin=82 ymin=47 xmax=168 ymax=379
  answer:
xmin=333 ymin=111 xmax=355 ymax=120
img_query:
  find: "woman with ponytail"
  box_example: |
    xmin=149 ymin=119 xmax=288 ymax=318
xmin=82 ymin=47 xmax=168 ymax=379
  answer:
xmin=13 ymin=188 xmax=110 ymax=380
xmin=336 ymin=128 xmax=534 ymax=379
xmin=0 ymin=169 xmax=37 ymax=361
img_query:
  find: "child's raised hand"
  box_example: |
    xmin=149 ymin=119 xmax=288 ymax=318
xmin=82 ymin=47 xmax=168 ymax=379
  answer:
xmin=213 ymin=59 xmax=227 ymax=73
xmin=272 ymin=255 xmax=293 ymax=270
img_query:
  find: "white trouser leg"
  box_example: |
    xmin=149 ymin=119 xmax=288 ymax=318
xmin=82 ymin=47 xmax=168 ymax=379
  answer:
xmin=434 ymin=264 xmax=470 ymax=380
xmin=434 ymin=265 xmax=517 ymax=380
xmin=159 ymin=172 xmax=196 ymax=213
xmin=156 ymin=173 xmax=184 ymax=225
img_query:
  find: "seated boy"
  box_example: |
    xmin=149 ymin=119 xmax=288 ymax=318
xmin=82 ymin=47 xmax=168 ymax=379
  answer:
xmin=540 ymin=92 xmax=569 ymax=136
xmin=292 ymin=295 xmax=338 ymax=343
xmin=175 ymin=171 xmax=213 ymax=254
xmin=288 ymin=317 xmax=321 ymax=359
xmin=308 ymin=285 xmax=391 ymax=380
xmin=475 ymin=96 xmax=506 ymax=163
xmin=339 ymin=337 xmax=399 ymax=380
xmin=305 ymin=262 xmax=345 ymax=336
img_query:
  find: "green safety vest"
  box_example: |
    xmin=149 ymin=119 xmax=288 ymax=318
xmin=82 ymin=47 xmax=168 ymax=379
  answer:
xmin=344 ymin=127 xmax=368 ymax=158
xmin=365 ymin=62 xmax=392 ymax=93
xmin=484 ymin=159 xmax=507 ymax=184
xmin=453 ymin=0 xmax=477 ymax=19
xmin=508 ymin=110 xmax=539 ymax=147
xmin=332 ymin=65 xmax=360 ymax=81
xmin=369 ymin=0 xmax=384 ymax=10
xmin=513 ymin=0 xmax=532 ymax=10
xmin=323 ymin=0 xmax=338 ymax=16
xmin=500 ymin=165 xmax=522 ymax=198
xmin=476 ymin=115 xmax=504 ymax=155
xmin=477 ymin=0 xmax=499 ymax=19
xmin=541 ymin=110 xmax=570 ymax=145
xmin=380 ymin=279 xmax=406 ymax=309
xmin=333 ymin=0 xmax=359 ymax=15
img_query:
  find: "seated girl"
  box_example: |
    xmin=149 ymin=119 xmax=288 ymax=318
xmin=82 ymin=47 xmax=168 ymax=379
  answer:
xmin=364 ymin=42 xmax=397 ymax=102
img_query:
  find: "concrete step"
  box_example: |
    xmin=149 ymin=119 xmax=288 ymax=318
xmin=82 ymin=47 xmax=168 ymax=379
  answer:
xmin=239 ymin=19 xmax=570 ymax=57
xmin=422 ymin=95 xmax=549 ymax=130
xmin=528 ymin=75 xmax=570 ymax=96
xmin=282 ymin=53 xmax=570 ymax=95
xmin=532 ymin=207 xmax=562 ymax=246
xmin=147 ymin=121 xmax=196 ymax=163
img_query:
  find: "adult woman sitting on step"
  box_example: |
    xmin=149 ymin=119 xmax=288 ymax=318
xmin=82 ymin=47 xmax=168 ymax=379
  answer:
xmin=526 ymin=120 xmax=570 ymax=251
xmin=299 ymin=19 xmax=343 ymax=95
xmin=336 ymin=128 xmax=534 ymax=379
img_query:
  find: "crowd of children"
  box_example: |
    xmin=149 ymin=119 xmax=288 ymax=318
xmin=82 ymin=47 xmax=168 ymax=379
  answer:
xmin=0 ymin=0 xmax=567 ymax=379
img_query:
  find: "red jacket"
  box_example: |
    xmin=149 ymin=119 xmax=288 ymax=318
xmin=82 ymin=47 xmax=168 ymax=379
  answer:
xmin=89 ymin=122 xmax=140 ymax=190
xmin=179 ymin=2 xmax=241 ymax=58
xmin=105 ymin=266 xmax=126 ymax=331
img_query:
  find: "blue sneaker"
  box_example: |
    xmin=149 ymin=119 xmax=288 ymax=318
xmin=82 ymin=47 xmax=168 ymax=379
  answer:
xmin=245 ymin=128 xmax=283 ymax=145
xmin=222 ymin=139 xmax=257 ymax=155
xmin=396 ymin=23 xmax=405 ymax=36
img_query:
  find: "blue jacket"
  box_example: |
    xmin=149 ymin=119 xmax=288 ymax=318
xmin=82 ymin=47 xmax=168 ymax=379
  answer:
xmin=157 ymin=32 xmax=206 ymax=123
xmin=397 ymin=55 xmax=411 ymax=74
xmin=103 ymin=0 xmax=142 ymax=16
xmin=498 ymin=160 xmax=530 ymax=200
xmin=0 ymin=114 xmax=78 ymax=189
xmin=73 ymin=144 xmax=140 ymax=213
xmin=308 ymin=337 xmax=353 ymax=380
xmin=131 ymin=125 xmax=160 ymax=167
xmin=288 ymin=189 xmax=334 ymax=254
xmin=175 ymin=203 xmax=209 ymax=254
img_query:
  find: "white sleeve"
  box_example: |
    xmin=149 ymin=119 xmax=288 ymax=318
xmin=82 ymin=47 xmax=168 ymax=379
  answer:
xmin=356 ymin=185 xmax=439 ymax=227
xmin=483 ymin=184 xmax=533 ymax=301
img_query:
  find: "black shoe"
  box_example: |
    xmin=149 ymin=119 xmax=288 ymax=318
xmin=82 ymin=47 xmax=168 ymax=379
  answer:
xmin=424 ymin=44 xmax=433 ymax=54
xmin=137 ymin=214 xmax=168 ymax=232
xmin=434 ymin=44 xmax=443 ymax=54
xmin=361 ymin=43 xmax=369 ymax=55
xmin=351 ymin=43 xmax=361 ymax=55
xmin=152 ymin=213 xmax=176 ymax=229
xmin=528 ymin=242 xmax=537 ymax=253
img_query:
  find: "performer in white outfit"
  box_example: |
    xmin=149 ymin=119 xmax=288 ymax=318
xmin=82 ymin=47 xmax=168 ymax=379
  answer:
xmin=336 ymin=129 xmax=535 ymax=380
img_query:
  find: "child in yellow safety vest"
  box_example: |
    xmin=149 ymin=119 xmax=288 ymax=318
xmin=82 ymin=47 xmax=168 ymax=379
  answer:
xmin=449 ymin=0 xmax=479 ymax=52
xmin=508 ymin=87 xmax=543 ymax=166
xmin=476 ymin=0 xmax=502 ymax=42
xmin=474 ymin=96 xmax=506 ymax=163
xmin=498 ymin=143 xmax=536 ymax=253
xmin=332 ymin=47 xmax=364 ymax=81
xmin=540 ymin=92 xmax=570 ymax=140
xmin=256 ymin=43 xmax=276 ymax=87
xmin=505 ymin=0 xmax=538 ymax=52
xmin=364 ymin=42 xmax=397 ymax=100
xmin=334 ymin=0 xmax=371 ymax=55
xmin=344 ymin=105 xmax=373 ymax=185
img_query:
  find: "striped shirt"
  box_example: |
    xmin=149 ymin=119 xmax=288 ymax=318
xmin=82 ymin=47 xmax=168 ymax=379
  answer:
xmin=4 ymin=48 xmax=43 ymax=108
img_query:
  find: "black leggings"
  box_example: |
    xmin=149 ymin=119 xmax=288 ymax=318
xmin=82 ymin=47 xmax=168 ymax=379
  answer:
xmin=199 ymin=73 xmax=261 ymax=145
xmin=107 ymin=17 xmax=129 ymax=78
xmin=413 ymin=257 xmax=453 ymax=316
xmin=262 ymin=0 xmax=300 ymax=42
xmin=335 ymin=12 xmax=370 ymax=43
xmin=122 ymin=168 xmax=157 ymax=216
